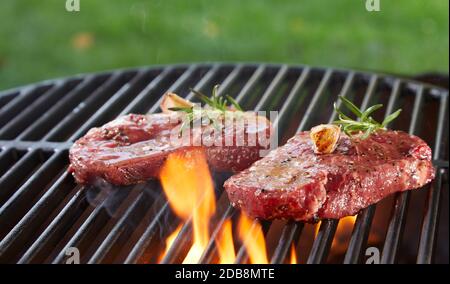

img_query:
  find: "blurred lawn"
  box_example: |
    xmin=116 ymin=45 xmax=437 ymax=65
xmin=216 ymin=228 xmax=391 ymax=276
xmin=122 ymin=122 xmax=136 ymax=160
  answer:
xmin=0 ymin=0 xmax=448 ymax=90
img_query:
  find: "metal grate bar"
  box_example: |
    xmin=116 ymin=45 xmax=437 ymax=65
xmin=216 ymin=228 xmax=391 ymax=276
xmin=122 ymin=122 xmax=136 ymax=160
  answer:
xmin=42 ymin=72 xmax=123 ymax=141
xmin=308 ymin=72 xmax=390 ymax=264
xmin=338 ymin=77 xmax=401 ymax=264
xmin=0 ymin=150 xmax=40 ymax=206
xmin=0 ymin=80 xmax=81 ymax=139
xmin=0 ymin=148 xmax=19 ymax=177
xmin=270 ymin=222 xmax=304 ymax=264
xmin=51 ymin=187 xmax=139 ymax=264
xmin=343 ymin=206 xmax=376 ymax=264
xmin=119 ymin=66 xmax=178 ymax=115
xmin=0 ymin=151 xmax=70 ymax=261
xmin=17 ymin=184 xmax=85 ymax=264
xmin=197 ymin=205 xmax=235 ymax=264
xmin=331 ymin=71 xmax=356 ymax=121
xmin=43 ymin=71 xmax=137 ymax=141
xmin=254 ymin=65 xmax=289 ymax=111
xmin=146 ymin=64 xmax=214 ymax=114
xmin=307 ymin=220 xmax=338 ymax=264
xmin=164 ymin=221 xmax=204 ymax=264
xmin=234 ymin=65 xmax=266 ymax=103
xmin=342 ymin=78 xmax=402 ymax=263
xmin=296 ymin=69 xmax=333 ymax=133
xmin=0 ymin=151 xmax=63 ymax=239
xmin=123 ymin=202 xmax=170 ymax=264
xmin=271 ymin=67 xmax=311 ymax=131
xmin=310 ymin=72 xmax=369 ymax=264
xmin=417 ymin=92 xmax=448 ymax=264
xmin=233 ymin=221 xmax=270 ymax=264
xmin=158 ymin=221 xmax=194 ymax=264
xmin=417 ymin=169 xmax=445 ymax=264
xmin=233 ymin=218 xmax=272 ymax=264
xmin=343 ymin=74 xmax=382 ymax=264
xmin=252 ymin=71 xmax=313 ymax=264
xmin=0 ymin=84 xmax=54 ymax=129
xmin=0 ymin=167 xmax=74 ymax=262
xmin=183 ymin=64 xmax=222 ymax=102
xmin=381 ymin=84 xmax=424 ymax=264
xmin=259 ymin=68 xmax=313 ymax=264
xmin=17 ymin=74 xmax=111 ymax=141
xmin=87 ymin=190 xmax=152 ymax=264
xmin=430 ymin=92 xmax=447 ymax=161
xmin=65 ymin=69 xmax=158 ymax=141
xmin=304 ymin=70 xmax=353 ymax=264
xmin=215 ymin=64 xmax=244 ymax=95
xmin=0 ymin=91 xmax=19 ymax=110
xmin=0 ymin=140 xmax=72 ymax=151
xmin=359 ymin=75 xmax=378 ymax=109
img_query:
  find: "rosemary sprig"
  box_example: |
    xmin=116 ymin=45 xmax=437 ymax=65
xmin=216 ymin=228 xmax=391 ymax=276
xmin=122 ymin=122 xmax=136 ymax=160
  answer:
xmin=189 ymin=84 xmax=243 ymax=111
xmin=333 ymin=96 xmax=402 ymax=139
xmin=168 ymin=84 xmax=244 ymax=134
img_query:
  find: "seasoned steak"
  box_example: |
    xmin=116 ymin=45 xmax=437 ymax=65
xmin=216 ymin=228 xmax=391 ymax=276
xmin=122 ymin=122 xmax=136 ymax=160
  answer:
xmin=69 ymin=112 xmax=271 ymax=185
xmin=224 ymin=130 xmax=435 ymax=221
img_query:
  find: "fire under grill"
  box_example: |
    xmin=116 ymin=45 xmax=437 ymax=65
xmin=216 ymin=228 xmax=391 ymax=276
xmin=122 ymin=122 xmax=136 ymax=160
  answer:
xmin=0 ymin=63 xmax=448 ymax=264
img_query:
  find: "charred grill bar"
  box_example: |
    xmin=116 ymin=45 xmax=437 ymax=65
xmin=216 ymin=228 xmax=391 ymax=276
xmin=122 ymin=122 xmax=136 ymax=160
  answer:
xmin=0 ymin=63 xmax=448 ymax=264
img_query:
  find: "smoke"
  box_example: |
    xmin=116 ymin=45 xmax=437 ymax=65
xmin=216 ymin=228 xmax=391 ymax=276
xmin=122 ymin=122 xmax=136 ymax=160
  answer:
xmin=84 ymin=178 xmax=175 ymax=240
xmin=83 ymin=171 xmax=231 ymax=242
xmin=85 ymin=178 xmax=132 ymax=218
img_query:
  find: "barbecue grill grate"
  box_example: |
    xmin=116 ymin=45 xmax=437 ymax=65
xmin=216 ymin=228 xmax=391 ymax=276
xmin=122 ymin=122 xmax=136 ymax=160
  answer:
xmin=0 ymin=63 xmax=448 ymax=264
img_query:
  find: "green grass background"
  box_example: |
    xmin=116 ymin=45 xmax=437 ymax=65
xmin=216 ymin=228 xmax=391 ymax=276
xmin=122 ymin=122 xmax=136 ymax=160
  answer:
xmin=0 ymin=0 xmax=448 ymax=90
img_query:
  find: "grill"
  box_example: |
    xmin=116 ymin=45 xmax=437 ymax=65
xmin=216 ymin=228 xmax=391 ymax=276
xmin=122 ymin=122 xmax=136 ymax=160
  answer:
xmin=0 ymin=63 xmax=448 ymax=264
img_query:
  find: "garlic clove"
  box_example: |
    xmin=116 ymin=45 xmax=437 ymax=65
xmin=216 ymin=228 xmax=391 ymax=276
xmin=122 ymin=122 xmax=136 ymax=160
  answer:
xmin=310 ymin=124 xmax=341 ymax=154
xmin=160 ymin=92 xmax=194 ymax=113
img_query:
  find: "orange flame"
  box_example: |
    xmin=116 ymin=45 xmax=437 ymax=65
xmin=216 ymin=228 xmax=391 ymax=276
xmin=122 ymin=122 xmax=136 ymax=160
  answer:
xmin=159 ymin=149 xmax=216 ymax=264
xmin=215 ymin=219 xmax=236 ymax=264
xmin=238 ymin=213 xmax=268 ymax=264
xmin=159 ymin=224 xmax=182 ymax=261
xmin=331 ymin=215 xmax=357 ymax=251
xmin=336 ymin=215 xmax=357 ymax=235
xmin=290 ymin=244 xmax=298 ymax=264
xmin=314 ymin=221 xmax=322 ymax=237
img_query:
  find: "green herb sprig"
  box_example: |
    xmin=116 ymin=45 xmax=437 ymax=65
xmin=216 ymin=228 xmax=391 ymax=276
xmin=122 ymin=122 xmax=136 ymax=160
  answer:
xmin=333 ymin=96 xmax=401 ymax=139
xmin=189 ymin=84 xmax=243 ymax=111
xmin=168 ymin=84 xmax=243 ymax=134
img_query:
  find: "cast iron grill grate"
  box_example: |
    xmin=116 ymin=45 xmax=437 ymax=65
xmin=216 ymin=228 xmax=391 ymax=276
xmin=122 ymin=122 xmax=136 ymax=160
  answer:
xmin=0 ymin=63 xmax=448 ymax=264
